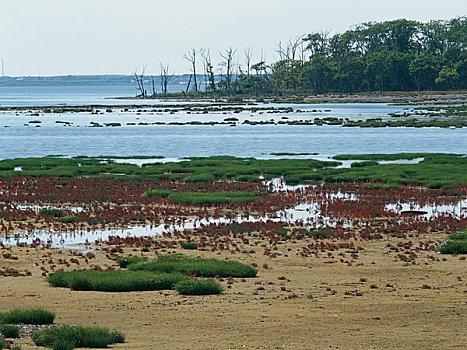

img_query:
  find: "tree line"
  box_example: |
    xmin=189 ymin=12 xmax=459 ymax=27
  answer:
xmin=136 ymin=17 xmax=467 ymax=97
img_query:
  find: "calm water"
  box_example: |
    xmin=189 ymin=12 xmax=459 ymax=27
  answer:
xmin=0 ymin=81 xmax=465 ymax=159
xmin=0 ymin=124 xmax=465 ymax=159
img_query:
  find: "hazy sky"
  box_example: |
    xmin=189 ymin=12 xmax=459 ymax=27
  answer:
xmin=0 ymin=0 xmax=466 ymax=76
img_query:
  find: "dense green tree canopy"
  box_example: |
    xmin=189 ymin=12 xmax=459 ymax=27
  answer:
xmin=228 ymin=17 xmax=467 ymax=95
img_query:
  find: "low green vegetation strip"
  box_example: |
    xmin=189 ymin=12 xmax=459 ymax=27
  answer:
xmin=128 ymin=255 xmax=258 ymax=278
xmin=32 ymin=325 xmax=124 ymax=349
xmin=142 ymin=189 xmax=259 ymax=204
xmin=47 ymin=270 xmax=188 ymax=292
xmin=324 ymin=153 xmax=467 ymax=189
xmin=438 ymin=230 xmax=467 ymax=254
xmin=48 ymin=255 xmax=254 ymax=294
xmin=333 ymin=153 xmax=428 ymax=161
xmin=0 ymin=308 xmax=55 ymax=325
xmin=0 ymin=153 xmax=465 ymax=188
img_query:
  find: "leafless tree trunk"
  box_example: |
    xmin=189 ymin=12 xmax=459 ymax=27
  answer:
xmin=201 ymin=48 xmax=216 ymax=92
xmin=150 ymin=76 xmax=156 ymax=97
xmin=244 ymin=46 xmax=253 ymax=76
xmin=160 ymin=63 xmax=173 ymax=96
xmin=183 ymin=48 xmax=198 ymax=94
xmin=134 ymin=64 xmax=147 ymax=97
xmin=220 ymin=47 xmax=237 ymax=91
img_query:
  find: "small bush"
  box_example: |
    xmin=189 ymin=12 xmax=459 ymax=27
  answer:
xmin=117 ymin=255 xmax=148 ymax=268
xmin=308 ymin=229 xmax=334 ymax=239
xmin=32 ymin=325 xmax=125 ymax=348
xmin=180 ymin=241 xmax=198 ymax=250
xmin=129 ymin=255 xmax=258 ymax=278
xmin=60 ymin=216 xmax=79 ymax=224
xmin=0 ymin=308 xmax=55 ymax=325
xmin=439 ymin=230 xmax=467 ymax=254
xmin=141 ymin=189 xmax=173 ymax=198
xmin=175 ymin=279 xmax=223 ymax=295
xmin=11 ymin=345 xmax=22 ymax=350
xmin=39 ymin=208 xmax=64 ymax=217
xmin=0 ymin=324 xmax=20 ymax=338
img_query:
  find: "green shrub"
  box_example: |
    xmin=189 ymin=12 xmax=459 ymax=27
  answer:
xmin=439 ymin=231 xmax=467 ymax=254
xmin=141 ymin=189 xmax=173 ymax=198
xmin=60 ymin=216 xmax=79 ymax=224
xmin=175 ymin=279 xmax=223 ymax=295
xmin=129 ymin=255 xmax=257 ymax=278
xmin=32 ymin=325 xmax=125 ymax=348
xmin=308 ymin=229 xmax=334 ymax=239
xmin=0 ymin=308 xmax=55 ymax=325
xmin=180 ymin=241 xmax=198 ymax=250
xmin=117 ymin=255 xmax=148 ymax=268
xmin=0 ymin=324 xmax=20 ymax=338
xmin=11 ymin=345 xmax=22 ymax=350
xmin=39 ymin=208 xmax=64 ymax=217
xmin=47 ymin=270 xmax=188 ymax=292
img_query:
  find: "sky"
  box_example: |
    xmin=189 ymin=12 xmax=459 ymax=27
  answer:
xmin=0 ymin=0 xmax=466 ymax=76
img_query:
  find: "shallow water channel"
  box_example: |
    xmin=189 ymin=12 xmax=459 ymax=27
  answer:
xmin=2 ymin=190 xmax=465 ymax=250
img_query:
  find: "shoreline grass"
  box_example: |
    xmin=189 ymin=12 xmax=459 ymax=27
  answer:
xmin=0 ymin=153 xmax=465 ymax=188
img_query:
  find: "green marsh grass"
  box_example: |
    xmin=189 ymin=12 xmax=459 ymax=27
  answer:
xmin=32 ymin=325 xmax=124 ymax=348
xmin=180 ymin=241 xmax=198 ymax=250
xmin=0 ymin=324 xmax=20 ymax=338
xmin=167 ymin=191 xmax=258 ymax=204
xmin=0 ymin=308 xmax=55 ymax=325
xmin=47 ymin=270 xmax=188 ymax=292
xmin=117 ymin=255 xmax=148 ymax=268
xmin=438 ymin=230 xmax=467 ymax=254
xmin=129 ymin=255 xmax=258 ymax=278
xmin=174 ymin=279 xmax=223 ymax=295
xmin=0 ymin=154 xmax=465 ymax=188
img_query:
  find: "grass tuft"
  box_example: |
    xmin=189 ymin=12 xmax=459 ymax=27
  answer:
xmin=129 ymin=255 xmax=257 ymax=278
xmin=180 ymin=241 xmax=198 ymax=250
xmin=439 ymin=230 xmax=467 ymax=254
xmin=47 ymin=270 xmax=188 ymax=292
xmin=0 ymin=324 xmax=20 ymax=338
xmin=0 ymin=308 xmax=55 ymax=325
xmin=117 ymin=255 xmax=148 ymax=268
xmin=174 ymin=279 xmax=223 ymax=295
xmin=32 ymin=325 xmax=124 ymax=348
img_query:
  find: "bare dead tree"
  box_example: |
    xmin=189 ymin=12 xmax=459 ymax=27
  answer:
xmin=134 ymin=64 xmax=147 ymax=97
xmin=244 ymin=46 xmax=253 ymax=76
xmin=150 ymin=76 xmax=157 ymax=97
xmin=183 ymin=48 xmax=198 ymax=94
xmin=220 ymin=47 xmax=237 ymax=90
xmin=289 ymin=35 xmax=305 ymax=61
xmin=201 ymin=48 xmax=216 ymax=92
xmin=160 ymin=63 xmax=173 ymax=96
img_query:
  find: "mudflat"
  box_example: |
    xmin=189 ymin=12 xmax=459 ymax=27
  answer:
xmin=2 ymin=233 xmax=466 ymax=350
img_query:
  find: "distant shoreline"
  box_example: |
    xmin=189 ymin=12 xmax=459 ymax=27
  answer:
xmin=115 ymin=91 xmax=467 ymax=105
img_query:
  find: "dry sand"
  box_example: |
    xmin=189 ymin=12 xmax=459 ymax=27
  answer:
xmin=1 ymin=233 xmax=466 ymax=350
